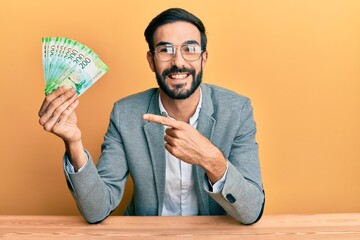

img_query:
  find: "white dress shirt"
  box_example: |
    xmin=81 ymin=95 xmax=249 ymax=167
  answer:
xmin=159 ymin=94 xmax=201 ymax=216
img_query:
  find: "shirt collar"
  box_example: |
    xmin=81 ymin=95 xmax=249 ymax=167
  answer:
xmin=158 ymin=89 xmax=202 ymax=127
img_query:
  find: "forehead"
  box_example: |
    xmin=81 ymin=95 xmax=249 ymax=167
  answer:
xmin=153 ymin=21 xmax=201 ymax=46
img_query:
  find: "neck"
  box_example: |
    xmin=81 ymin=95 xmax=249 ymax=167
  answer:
xmin=160 ymin=87 xmax=201 ymax=123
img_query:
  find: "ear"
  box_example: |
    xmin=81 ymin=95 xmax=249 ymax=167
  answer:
xmin=201 ymin=50 xmax=208 ymax=69
xmin=147 ymin=51 xmax=156 ymax=72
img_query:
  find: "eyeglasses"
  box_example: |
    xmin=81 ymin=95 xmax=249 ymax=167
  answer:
xmin=153 ymin=44 xmax=204 ymax=62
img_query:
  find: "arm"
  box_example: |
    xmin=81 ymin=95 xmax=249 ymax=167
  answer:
xmin=206 ymin=99 xmax=264 ymax=224
xmin=39 ymin=88 xmax=128 ymax=223
xmin=64 ymin=102 xmax=129 ymax=223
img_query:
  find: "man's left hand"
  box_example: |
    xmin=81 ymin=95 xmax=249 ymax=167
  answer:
xmin=143 ymin=113 xmax=227 ymax=183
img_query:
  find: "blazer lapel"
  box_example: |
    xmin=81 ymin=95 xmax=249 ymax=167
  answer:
xmin=195 ymin=84 xmax=216 ymax=215
xmin=143 ymin=90 xmax=166 ymax=215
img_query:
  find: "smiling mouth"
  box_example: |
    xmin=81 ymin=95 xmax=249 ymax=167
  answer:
xmin=167 ymin=73 xmax=190 ymax=80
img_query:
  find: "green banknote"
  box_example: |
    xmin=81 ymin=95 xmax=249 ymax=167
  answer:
xmin=42 ymin=37 xmax=109 ymax=96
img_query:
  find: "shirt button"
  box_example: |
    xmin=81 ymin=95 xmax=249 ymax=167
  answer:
xmin=226 ymin=193 xmax=236 ymax=203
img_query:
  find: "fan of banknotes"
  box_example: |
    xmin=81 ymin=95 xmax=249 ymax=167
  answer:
xmin=42 ymin=37 xmax=109 ymax=96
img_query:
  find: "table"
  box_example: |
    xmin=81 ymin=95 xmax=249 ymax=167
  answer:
xmin=0 ymin=213 xmax=359 ymax=239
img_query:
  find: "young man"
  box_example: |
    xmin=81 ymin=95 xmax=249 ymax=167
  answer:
xmin=38 ymin=8 xmax=264 ymax=224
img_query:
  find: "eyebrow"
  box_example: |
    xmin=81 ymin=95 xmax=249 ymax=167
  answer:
xmin=155 ymin=41 xmax=172 ymax=48
xmin=155 ymin=40 xmax=200 ymax=48
xmin=184 ymin=40 xmax=200 ymax=45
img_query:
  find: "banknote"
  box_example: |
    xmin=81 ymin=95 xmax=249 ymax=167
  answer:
xmin=42 ymin=37 xmax=109 ymax=96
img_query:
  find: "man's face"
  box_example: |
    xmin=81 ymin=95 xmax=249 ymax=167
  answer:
xmin=147 ymin=21 xmax=207 ymax=99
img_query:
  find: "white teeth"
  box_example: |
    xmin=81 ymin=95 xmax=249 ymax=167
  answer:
xmin=169 ymin=73 xmax=187 ymax=79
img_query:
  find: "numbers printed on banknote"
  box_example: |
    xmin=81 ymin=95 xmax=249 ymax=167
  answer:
xmin=42 ymin=37 xmax=109 ymax=96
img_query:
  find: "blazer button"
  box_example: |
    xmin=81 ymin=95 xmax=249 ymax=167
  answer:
xmin=226 ymin=193 xmax=236 ymax=203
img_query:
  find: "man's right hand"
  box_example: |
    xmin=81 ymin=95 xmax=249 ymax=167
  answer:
xmin=38 ymin=86 xmax=87 ymax=171
xmin=38 ymin=86 xmax=80 ymax=143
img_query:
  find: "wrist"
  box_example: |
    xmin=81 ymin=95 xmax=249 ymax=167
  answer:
xmin=64 ymin=140 xmax=87 ymax=172
xmin=200 ymin=150 xmax=227 ymax=184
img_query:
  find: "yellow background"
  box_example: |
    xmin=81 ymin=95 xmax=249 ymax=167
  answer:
xmin=0 ymin=0 xmax=359 ymax=216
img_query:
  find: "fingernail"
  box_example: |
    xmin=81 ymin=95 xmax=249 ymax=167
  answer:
xmin=143 ymin=114 xmax=148 ymax=120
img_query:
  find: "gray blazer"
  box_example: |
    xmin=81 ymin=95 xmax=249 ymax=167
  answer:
xmin=64 ymin=84 xmax=265 ymax=224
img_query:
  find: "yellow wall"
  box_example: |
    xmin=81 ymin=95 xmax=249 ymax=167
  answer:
xmin=0 ymin=0 xmax=359 ymax=216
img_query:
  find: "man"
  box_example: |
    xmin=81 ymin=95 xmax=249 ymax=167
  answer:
xmin=38 ymin=8 xmax=265 ymax=224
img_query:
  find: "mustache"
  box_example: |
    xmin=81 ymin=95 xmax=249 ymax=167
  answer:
xmin=162 ymin=66 xmax=195 ymax=78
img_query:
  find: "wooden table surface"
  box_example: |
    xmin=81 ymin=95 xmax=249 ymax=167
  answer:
xmin=0 ymin=213 xmax=359 ymax=239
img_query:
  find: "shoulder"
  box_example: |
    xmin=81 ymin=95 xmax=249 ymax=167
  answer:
xmin=201 ymin=83 xmax=250 ymax=110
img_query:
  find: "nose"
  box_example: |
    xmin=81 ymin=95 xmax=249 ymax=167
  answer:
xmin=171 ymin=47 xmax=186 ymax=67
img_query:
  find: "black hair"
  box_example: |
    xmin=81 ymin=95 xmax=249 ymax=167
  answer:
xmin=144 ymin=8 xmax=207 ymax=52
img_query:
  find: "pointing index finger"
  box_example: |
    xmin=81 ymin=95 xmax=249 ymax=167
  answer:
xmin=143 ymin=114 xmax=180 ymax=128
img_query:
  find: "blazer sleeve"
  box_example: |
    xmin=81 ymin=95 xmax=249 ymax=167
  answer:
xmin=205 ymin=99 xmax=265 ymax=224
xmin=63 ymin=102 xmax=129 ymax=223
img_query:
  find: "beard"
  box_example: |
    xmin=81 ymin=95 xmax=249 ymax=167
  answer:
xmin=155 ymin=65 xmax=203 ymax=100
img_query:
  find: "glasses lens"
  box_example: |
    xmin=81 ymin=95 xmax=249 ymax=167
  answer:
xmin=155 ymin=45 xmax=174 ymax=61
xmin=181 ymin=44 xmax=202 ymax=61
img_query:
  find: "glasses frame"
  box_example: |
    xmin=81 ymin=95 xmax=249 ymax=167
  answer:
xmin=152 ymin=44 xmax=204 ymax=62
